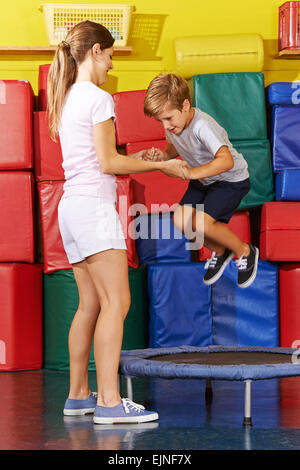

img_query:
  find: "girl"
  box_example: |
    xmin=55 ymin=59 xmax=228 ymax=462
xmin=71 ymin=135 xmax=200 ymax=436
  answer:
xmin=47 ymin=20 xmax=187 ymax=424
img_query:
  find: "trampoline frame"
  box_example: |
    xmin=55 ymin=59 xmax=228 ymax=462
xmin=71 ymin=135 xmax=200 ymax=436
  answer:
xmin=118 ymin=346 xmax=300 ymax=426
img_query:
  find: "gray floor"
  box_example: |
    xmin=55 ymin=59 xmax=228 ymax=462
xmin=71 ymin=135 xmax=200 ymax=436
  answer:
xmin=0 ymin=369 xmax=300 ymax=450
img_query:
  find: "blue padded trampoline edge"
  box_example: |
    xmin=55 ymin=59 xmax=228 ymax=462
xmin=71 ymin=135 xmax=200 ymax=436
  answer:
xmin=119 ymin=346 xmax=300 ymax=381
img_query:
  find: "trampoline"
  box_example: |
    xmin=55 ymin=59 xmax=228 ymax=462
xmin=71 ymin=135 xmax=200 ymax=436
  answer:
xmin=118 ymin=346 xmax=300 ymax=426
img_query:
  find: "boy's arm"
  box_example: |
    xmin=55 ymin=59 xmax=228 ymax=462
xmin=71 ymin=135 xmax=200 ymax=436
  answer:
xmin=185 ymin=145 xmax=234 ymax=180
xmin=162 ymin=143 xmax=179 ymax=160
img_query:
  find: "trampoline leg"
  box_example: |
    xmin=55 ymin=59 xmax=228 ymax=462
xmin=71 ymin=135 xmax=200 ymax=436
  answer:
xmin=243 ymin=380 xmax=253 ymax=427
xmin=125 ymin=377 xmax=133 ymax=401
xmin=205 ymin=379 xmax=213 ymax=404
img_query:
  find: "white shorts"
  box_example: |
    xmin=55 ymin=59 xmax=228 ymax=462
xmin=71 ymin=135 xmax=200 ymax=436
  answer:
xmin=58 ymin=196 xmax=127 ymax=264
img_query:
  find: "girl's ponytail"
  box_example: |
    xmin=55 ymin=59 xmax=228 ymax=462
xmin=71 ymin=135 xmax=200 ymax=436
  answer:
xmin=47 ymin=20 xmax=114 ymax=141
xmin=47 ymin=40 xmax=77 ymax=141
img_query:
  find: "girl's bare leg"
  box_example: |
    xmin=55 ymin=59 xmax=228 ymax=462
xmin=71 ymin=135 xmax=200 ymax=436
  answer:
xmin=68 ymin=260 xmax=100 ymax=399
xmin=86 ymin=249 xmax=130 ymax=407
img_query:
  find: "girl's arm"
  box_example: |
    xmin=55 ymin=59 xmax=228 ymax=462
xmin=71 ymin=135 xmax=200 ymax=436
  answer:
xmin=93 ymin=118 xmax=186 ymax=178
xmin=185 ymin=146 xmax=234 ymax=180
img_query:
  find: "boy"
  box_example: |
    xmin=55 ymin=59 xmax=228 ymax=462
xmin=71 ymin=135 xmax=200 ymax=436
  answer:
xmin=143 ymin=73 xmax=259 ymax=288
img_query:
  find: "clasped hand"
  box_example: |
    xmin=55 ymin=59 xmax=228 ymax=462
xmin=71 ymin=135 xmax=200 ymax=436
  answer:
xmin=137 ymin=147 xmax=189 ymax=180
xmin=162 ymin=159 xmax=189 ymax=180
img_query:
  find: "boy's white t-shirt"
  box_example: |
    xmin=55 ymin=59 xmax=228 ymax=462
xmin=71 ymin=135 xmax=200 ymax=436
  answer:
xmin=166 ymin=108 xmax=249 ymax=185
xmin=59 ymin=81 xmax=117 ymax=200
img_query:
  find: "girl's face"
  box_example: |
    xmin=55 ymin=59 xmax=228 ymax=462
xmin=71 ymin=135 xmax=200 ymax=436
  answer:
xmin=93 ymin=46 xmax=114 ymax=85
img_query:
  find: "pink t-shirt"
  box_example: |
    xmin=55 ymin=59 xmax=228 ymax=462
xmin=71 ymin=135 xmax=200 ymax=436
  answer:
xmin=59 ymin=81 xmax=117 ymax=201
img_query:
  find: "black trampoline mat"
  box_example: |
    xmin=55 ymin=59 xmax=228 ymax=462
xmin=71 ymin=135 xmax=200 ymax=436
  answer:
xmin=147 ymin=351 xmax=293 ymax=366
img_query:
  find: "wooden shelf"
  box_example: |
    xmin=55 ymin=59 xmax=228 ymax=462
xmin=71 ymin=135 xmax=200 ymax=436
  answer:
xmin=274 ymin=49 xmax=300 ymax=60
xmin=0 ymin=46 xmax=132 ymax=56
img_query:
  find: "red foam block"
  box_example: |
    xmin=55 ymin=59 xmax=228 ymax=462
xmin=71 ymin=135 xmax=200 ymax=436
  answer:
xmin=279 ymin=263 xmax=300 ymax=348
xmin=38 ymin=64 xmax=51 ymax=111
xmin=126 ymin=140 xmax=188 ymax=214
xmin=260 ymin=202 xmax=300 ymax=261
xmin=0 ymin=171 xmax=35 ymax=262
xmin=199 ymin=211 xmax=251 ymax=260
xmin=33 ymin=111 xmax=64 ymax=181
xmin=0 ymin=264 xmax=43 ymax=371
xmin=38 ymin=178 xmax=139 ymax=273
xmin=116 ymin=176 xmax=139 ymax=268
xmin=37 ymin=181 xmax=70 ymax=273
xmin=113 ymin=90 xmax=165 ymax=145
xmin=0 ymin=80 xmax=34 ymax=169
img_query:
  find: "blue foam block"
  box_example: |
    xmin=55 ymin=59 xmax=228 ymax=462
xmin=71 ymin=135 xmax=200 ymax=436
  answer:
xmin=271 ymin=105 xmax=300 ymax=171
xmin=275 ymin=170 xmax=300 ymax=201
xmin=211 ymin=260 xmax=279 ymax=347
xmin=136 ymin=213 xmax=192 ymax=265
xmin=267 ymin=82 xmax=300 ymax=106
xmin=148 ymin=263 xmax=212 ymax=348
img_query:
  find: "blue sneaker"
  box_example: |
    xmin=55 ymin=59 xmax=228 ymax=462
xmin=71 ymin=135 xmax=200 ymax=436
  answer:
xmin=63 ymin=392 xmax=97 ymax=416
xmin=93 ymin=398 xmax=159 ymax=424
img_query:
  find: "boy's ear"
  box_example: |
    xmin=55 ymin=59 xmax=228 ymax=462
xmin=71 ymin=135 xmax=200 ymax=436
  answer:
xmin=182 ymin=99 xmax=191 ymax=111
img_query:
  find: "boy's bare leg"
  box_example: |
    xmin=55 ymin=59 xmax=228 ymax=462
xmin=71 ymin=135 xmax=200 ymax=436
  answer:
xmin=174 ymin=206 xmax=249 ymax=258
xmin=203 ymin=236 xmax=227 ymax=256
xmin=173 ymin=204 xmax=196 ymax=239
xmin=195 ymin=212 xmax=250 ymax=259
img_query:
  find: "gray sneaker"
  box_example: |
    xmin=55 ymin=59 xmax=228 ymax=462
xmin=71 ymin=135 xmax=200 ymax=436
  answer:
xmin=93 ymin=398 xmax=159 ymax=424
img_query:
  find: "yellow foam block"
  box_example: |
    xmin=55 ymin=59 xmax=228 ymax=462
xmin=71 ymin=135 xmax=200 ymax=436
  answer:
xmin=174 ymin=34 xmax=264 ymax=78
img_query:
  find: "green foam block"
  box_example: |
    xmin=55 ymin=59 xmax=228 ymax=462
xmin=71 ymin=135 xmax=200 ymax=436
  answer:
xmin=235 ymin=140 xmax=275 ymax=210
xmin=43 ymin=266 xmax=149 ymax=370
xmin=188 ymin=72 xmax=268 ymax=141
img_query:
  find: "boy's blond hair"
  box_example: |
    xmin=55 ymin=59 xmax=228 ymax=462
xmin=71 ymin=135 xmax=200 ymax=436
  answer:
xmin=144 ymin=73 xmax=192 ymax=118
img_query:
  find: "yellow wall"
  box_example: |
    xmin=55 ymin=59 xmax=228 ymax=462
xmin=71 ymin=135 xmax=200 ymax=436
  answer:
xmin=0 ymin=0 xmax=299 ymax=95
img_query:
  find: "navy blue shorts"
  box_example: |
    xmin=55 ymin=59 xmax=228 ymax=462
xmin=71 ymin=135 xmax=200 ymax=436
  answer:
xmin=179 ymin=178 xmax=250 ymax=223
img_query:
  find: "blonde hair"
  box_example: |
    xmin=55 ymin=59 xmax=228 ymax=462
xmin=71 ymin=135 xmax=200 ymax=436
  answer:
xmin=144 ymin=73 xmax=191 ymax=118
xmin=47 ymin=20 xmax=114 ymax=141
